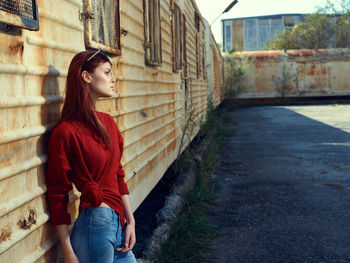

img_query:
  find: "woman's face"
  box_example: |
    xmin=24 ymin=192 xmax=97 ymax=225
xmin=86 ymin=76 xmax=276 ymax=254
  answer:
xmin=85 ymin=61 xmax=115 ymax=103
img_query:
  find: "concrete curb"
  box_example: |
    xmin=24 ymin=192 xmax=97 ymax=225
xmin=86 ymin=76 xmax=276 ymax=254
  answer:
xmin=137 ymin=120 xmax=219 ymax=262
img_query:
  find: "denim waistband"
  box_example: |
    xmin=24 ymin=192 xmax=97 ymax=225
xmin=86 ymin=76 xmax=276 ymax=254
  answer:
xmin=80 ymin=206 xmax=119 ymax=221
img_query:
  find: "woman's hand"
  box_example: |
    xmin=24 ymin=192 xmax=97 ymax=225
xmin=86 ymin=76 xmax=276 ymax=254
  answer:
xmin=118 ymin=194 xmax=136 ymax=253
xmin=56 ymin=225 xmax=80 ymax=263
xmin=64 ymin=251 xmax=80 ymax=263
xmin=117 ymin=222 xmax=136 ymax=253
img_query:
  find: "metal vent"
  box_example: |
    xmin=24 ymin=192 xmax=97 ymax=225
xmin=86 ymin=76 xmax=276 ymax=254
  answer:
xmin=90 ymin=0 xmax=118 ymax=50
xmin=173 ymin=4 xmax=182 ymax=70
xmin=144 ymin=0 xmax=162 ymax=66
xmin=0 ymin=0 xmax=36 ymax=20
xmin=194 ymin=12 xmax=200 ymax=32
xmin=0 ymin=0 xmax=38 ymax=30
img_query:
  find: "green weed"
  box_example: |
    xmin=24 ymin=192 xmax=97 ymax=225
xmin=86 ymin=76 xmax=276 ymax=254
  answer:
xmin=154 ymin=112 xmax=229 ymax=263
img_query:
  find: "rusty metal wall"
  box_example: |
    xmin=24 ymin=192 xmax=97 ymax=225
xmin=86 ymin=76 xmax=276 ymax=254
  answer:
xmin=212 ymin=44 xmax=224 ymax=107
xmin=0 ymin=0 xmax=223 ymax=262
xmin=205 ymin=20 xmax=224 ymax=107
xmin=0 ymin=0 xmax=83 ymax=261
xmin=231 ymin=49 xmax=350 ymax=98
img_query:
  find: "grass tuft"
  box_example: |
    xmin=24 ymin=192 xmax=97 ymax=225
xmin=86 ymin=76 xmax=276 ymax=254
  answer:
xmin=154 ymin=111 xmax=229 ymax=263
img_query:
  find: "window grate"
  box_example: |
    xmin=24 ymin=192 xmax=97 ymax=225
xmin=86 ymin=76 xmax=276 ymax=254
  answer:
xmin=173 ymin=4 xmax=182 ymax=71
xmin=148 ymin=0 xmax=162 ymax=64
xmin=0 ymin=0 xmax=36 ymax=20
xmin=144 ymin=0 xmax=162 ymax=66
xmin=83 ymin=0 xmax=120 ymax=55
xmin=90 ymin=0 xmax=118 ymax=49
xmin=194 ymin=12 xmax=200 ymax=32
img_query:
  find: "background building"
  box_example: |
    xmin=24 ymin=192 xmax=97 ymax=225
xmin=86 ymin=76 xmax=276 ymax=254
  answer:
xmin=222 ymin=14 xmax=305 ymax=51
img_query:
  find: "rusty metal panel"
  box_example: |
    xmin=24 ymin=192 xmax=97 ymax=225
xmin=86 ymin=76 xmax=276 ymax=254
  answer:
xmin=0 ymin=0 xmax=83 ymax=261
xmin=0 ymin=0 xmax=223 ymax=261
xmin=233 ymin=20 xmax=244 ymax=51
xmin=204 ymin=19 xmax=224 ymax=108
xmin=231 ymin=49 xmax=350 ymax=98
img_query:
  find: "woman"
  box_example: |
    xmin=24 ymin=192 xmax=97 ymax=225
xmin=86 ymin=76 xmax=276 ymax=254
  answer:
xmin=46 ymin=50 xmax=137 ymax=263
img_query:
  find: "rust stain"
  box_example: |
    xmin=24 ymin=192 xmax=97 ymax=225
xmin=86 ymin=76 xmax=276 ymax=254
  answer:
xmin=287 ymin=49 xmax=314 ymax=57
xmin=234 ymin=50 xmax=284 ymax=60
xmin=17 ymin=209 xmax=37 ymax=230
xmin=0 ymin=225 xmax=12 ymax=244
xmin=9 ymin=40 xmax=24 ymax=53
xmin=307 ymin=65 xmax=316 ymax=76
xmin=255 ymin=62 xmax=263 ymax=68
xmin=321 ymin=67 xmax=328 ymax=75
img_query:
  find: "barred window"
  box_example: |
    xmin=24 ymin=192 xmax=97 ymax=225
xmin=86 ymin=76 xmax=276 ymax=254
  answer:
xmin=196 ymin=34 xmax=200 ymax=78
xmin=182 ymin=14 xmax=187 ymax=78
xmin=144 ymin=0 xmax=162 ymax=66
xmin=172 ymin=4 xmax=182 ymax=71
xmin=0 ymin=0 xmax=39 ymax=30
xmin=194 ymin=12 xmax=200 ymax=32
xmin=195 ymin=12 xmax=201 ymax=78
xmin=202 ymin=40 xmax=206 ymax=79
xmin=83 ymin=0 xmax=121 ymax=55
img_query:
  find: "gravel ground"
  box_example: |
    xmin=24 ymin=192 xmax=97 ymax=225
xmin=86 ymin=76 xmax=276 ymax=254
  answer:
xmin=206 ymin=105 xmax=350 ymax=263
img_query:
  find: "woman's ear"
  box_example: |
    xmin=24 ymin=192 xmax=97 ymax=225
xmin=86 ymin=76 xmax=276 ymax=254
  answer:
xmin=81 ymin=70 xmax=92 ymax=83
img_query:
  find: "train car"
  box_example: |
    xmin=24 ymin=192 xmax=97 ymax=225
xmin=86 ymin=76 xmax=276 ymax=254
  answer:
xmin=0 ymin=0 xmax=223 ymax=261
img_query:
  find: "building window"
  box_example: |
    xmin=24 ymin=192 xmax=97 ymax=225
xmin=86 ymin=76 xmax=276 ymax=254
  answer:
xmin=271 ymin=18 xmax=284 ymax=39
xmin=244 ymin=19 xmax=258 ymax=51
xmin=0 ymin=0 xmax=39 ymax=30
xmin=83 ymin=0 xmax=121 ymax=55
xmin=172 ymin=4 xmax=182 ymax=71
xmin=182 ymin=14 xmax=187 ymax=78
xmin=196 ymin=34 xmax=200 ymax=78
xmin=224 ymin=21 xmax=232 ymax=52
xmin=258 ymin=19 xmax=269 ymax=50
xmin=194 ymin=12 xmax=200 ymax=32
xmin=284 ymin=16 xmax=295 ymax=30
xmin=144 ymin=0 xmax=162 ymax=66
xmin=194 ymin=12 xmax=201 ymax=78
xmin=202 ymin=40 xmax=206 ymax=79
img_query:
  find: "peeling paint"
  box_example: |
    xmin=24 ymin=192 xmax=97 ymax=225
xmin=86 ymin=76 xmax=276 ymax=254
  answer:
xmin=17 ymin=209 xmax=37 ymax=230
xmin=0 ymin=225 xmax=12 ymax=244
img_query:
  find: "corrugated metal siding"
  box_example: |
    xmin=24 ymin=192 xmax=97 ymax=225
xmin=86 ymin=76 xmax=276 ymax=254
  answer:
xmin=115 ymin=0 xmax=179 ymax=210
xmin=205 ymin=20 xmax=224 ymax=108
xmin=0 ymin=0 xmax=223 ymax=261
xmin=212 ymin=45 xmax=223 ymax=107
xmin=0 ymin=0 xmax=82 ymax=261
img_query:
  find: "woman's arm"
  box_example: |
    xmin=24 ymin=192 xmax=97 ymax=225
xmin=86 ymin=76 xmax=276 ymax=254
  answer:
xmin=56 ymin=225 xmax=79 ymax=263
xmin=117 ymin=194 xmax=136 ymax=253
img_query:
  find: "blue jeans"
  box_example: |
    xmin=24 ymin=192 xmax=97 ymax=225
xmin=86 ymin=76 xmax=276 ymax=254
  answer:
xmin=70 ymin=207 xmax=137 ymax=263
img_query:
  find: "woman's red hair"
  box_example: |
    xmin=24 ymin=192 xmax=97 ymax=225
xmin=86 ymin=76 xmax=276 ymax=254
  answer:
xmin=60 ymin=50 xmax=112 ymax=147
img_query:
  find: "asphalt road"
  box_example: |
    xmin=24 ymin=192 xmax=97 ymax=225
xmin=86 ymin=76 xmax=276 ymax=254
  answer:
xmin=206 ymin=105 xmax=350 ymax=263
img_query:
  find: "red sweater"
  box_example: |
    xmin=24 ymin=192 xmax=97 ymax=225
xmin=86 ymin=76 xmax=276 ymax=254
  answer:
xmin=46 ymin=111 xmax=129 ymax=227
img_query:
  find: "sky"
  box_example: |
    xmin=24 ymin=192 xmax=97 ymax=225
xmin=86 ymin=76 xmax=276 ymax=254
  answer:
xmin=196 ymin=0 xmax=330 ymax=44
